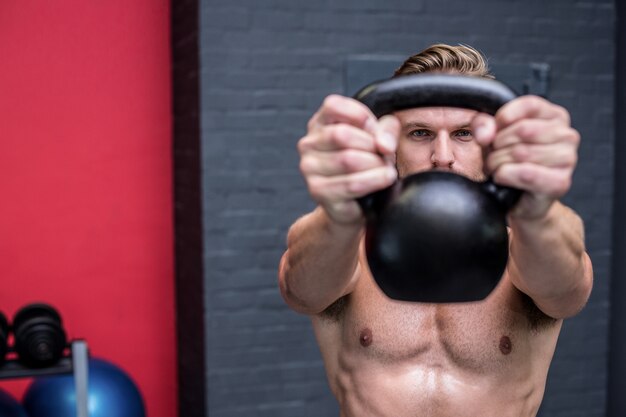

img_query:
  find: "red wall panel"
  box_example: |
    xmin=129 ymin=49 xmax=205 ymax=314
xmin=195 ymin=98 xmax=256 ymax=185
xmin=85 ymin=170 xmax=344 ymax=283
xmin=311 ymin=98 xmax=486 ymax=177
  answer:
xmin=0 ymin=2 xmax=176 ymax=416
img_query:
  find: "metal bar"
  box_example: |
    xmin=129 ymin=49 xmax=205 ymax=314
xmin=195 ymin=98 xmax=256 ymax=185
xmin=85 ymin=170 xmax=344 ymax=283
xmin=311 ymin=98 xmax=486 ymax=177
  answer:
xmin=72 ymin=340 xmax=89 ymax=417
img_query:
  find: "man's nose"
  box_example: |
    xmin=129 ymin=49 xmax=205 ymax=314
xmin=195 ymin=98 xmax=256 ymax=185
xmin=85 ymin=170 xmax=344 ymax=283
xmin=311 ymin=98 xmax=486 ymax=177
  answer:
xmin=431 ymin=133 xmax=455 ymax=168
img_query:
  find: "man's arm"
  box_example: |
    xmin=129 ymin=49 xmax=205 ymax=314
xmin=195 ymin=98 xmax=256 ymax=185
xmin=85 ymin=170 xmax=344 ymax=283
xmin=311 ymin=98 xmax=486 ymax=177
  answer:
xmin=507 ymin=202 xmax=593 ymax=319
xmin=278 ymin=95 xmax=400 ymax=314
xmin=473 ymin=95 xmax=593 ymax=319
xmin=278 ymin=208 xmax=363 ymax=315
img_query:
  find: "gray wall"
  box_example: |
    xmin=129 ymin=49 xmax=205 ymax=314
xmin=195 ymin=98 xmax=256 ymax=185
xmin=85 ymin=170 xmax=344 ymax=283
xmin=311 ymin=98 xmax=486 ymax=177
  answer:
xmin=608 ymin=0 xmax=626 ymax=415
xmin=197 ymin=1 xmax=615 ymax=416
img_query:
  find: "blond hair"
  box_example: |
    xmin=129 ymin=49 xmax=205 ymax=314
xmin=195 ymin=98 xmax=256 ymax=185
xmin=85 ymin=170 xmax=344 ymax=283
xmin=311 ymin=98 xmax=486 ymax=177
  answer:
xmin=394 ymin=44 xmax=494 ymax=79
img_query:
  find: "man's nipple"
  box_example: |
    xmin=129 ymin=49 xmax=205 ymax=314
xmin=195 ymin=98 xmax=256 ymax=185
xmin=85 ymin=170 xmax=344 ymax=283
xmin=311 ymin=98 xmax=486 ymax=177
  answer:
xmin=499 ymin=335 xmax=512 ymax=355
xmin=360 ymin=328 xmax=373 ymax=347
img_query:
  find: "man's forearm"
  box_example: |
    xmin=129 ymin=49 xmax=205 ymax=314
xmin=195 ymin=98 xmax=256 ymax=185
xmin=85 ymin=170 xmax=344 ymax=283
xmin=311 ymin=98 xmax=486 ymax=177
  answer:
xmin=508 ymin=201 xmax=593 ymax=319
xmin=279 ymin=206 xmax=363 ymax=314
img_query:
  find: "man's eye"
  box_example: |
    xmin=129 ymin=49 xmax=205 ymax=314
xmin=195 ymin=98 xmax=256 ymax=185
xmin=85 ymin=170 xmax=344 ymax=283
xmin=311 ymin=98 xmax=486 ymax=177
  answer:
xmin=409 ymin=129 xmax=430 ymax=139
xmin=454 ymin=130 xmax=473 ymax=140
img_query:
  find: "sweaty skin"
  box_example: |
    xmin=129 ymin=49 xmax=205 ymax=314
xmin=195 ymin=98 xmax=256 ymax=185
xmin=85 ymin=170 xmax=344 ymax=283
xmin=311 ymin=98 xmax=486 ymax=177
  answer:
xmin=311 ymin=253 xmax=560 ymax=417
xmin=281 ymin=99 xmax=592 ymax=417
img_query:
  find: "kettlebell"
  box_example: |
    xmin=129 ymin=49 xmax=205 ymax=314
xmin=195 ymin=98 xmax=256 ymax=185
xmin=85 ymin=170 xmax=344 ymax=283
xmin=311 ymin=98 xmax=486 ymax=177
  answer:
xmin=355 ymin=74 xmax=522 ymax=303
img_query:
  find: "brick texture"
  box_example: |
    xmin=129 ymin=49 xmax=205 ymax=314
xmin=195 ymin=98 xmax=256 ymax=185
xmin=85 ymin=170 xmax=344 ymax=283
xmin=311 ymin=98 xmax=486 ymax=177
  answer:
xmin=196 ymin=1 xmax=615 ymax=415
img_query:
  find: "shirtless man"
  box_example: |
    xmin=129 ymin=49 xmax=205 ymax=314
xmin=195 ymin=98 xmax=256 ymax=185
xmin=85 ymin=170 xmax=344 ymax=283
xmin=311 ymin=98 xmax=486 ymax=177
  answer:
xmin=278 ymin=44 xmax=593 ymax=417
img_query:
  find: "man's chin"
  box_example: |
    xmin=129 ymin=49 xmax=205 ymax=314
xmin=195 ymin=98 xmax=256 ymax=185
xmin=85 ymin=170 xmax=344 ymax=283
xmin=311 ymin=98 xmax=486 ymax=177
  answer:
xmin=447 ymin=170 xmax=487 ymax=182
xmin=399 ymin=168 xmax=486 ymax=182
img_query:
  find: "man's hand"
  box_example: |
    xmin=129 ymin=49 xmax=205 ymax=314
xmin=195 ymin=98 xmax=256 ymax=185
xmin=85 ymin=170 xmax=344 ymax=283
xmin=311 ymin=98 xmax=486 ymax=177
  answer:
xmin=472 ymin=95 xmax=580 ymax=220
xmin=298 ymin=95 xmax=400 ymax=225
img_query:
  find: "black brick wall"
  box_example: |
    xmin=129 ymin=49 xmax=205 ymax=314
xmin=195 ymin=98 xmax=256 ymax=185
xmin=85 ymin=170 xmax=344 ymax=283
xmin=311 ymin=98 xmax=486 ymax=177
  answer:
xmin=193 ymin=1 xmax=615 ymax=416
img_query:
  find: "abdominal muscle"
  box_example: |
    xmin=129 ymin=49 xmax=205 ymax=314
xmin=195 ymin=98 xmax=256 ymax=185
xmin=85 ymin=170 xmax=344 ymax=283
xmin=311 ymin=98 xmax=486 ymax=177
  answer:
xmin=332 ymin=344 xmax=538 ymax=417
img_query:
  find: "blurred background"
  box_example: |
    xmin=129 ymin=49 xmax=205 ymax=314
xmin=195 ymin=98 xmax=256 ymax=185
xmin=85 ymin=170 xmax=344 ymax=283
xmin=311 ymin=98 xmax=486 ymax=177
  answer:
xmin=0 ymin=2 xmax=175 ymax=417
xmin=1 ymin=1 xmax=623 ymax=417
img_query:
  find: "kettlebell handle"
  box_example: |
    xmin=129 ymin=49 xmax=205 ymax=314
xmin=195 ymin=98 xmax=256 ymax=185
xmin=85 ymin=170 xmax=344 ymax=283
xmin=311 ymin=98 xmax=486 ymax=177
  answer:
xmin=354 ymin=74 xmax=522 ymax=216
xmin=355 ymin=74 xmax=516 ymax=117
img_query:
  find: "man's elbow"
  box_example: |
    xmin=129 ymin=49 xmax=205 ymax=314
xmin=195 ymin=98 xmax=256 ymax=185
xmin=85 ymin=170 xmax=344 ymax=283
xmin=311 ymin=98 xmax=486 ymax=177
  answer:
xmin=541 ymin=253 xmax=594 ymax=319
xmin=570 ymin=252 xmax=594 ymax=317
xmin=278 ymin=251 xmax=323 ymax=316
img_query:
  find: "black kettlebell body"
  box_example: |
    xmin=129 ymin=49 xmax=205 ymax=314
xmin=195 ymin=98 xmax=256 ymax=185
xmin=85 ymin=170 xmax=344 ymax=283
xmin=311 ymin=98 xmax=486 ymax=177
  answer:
xmin=355 ymin=74 xmax=521 ymax=303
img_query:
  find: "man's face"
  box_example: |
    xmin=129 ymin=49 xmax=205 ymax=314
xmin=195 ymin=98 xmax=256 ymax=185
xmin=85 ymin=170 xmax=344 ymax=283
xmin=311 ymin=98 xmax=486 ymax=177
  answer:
xmin=393 ymin=107 xmax=486 ymax=181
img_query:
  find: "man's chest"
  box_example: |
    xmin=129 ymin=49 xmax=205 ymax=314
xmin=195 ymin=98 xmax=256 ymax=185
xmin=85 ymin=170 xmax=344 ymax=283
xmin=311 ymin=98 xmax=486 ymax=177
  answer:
xmin=339 ymin=275 xmax=531 ymax=372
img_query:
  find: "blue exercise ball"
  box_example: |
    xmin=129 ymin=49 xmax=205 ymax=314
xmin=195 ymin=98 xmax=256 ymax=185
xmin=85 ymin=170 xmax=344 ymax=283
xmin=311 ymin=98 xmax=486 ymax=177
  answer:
xmin=0 ymin=388 xmax=28 ymax=417
xmin=23 ymin=357 xmax=146 ymax=417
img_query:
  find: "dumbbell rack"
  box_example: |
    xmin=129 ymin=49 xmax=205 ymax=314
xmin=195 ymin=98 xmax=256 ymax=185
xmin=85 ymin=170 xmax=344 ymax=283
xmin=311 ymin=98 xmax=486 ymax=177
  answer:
xmin=0 ymin=340 xmax=89 ymax=417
